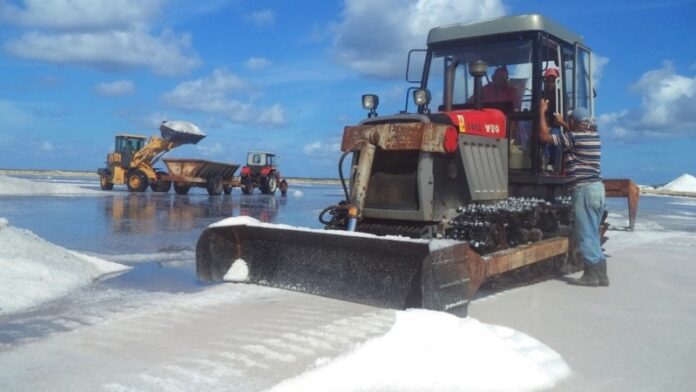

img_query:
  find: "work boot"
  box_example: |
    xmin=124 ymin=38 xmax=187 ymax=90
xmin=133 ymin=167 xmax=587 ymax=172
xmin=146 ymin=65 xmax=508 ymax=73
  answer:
xmin=596 ymin=260 xmax=610 ymax=287
xmin=566 ymin=263 xmax=599 ymax=287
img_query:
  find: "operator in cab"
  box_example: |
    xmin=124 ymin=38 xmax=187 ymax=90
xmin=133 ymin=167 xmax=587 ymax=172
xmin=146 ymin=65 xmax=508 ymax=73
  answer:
xmin=480 ymin=66 xmax=520 ymax=111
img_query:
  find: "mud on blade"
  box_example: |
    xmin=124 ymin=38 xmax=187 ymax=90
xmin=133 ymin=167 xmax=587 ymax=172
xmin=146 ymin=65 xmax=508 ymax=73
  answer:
xmin=196 ymin=219 xmax=471 ymax=317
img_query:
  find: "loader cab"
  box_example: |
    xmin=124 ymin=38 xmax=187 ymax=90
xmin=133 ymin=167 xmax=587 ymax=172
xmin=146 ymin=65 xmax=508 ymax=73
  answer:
xmin=115 ymin=135 xmax=146 ymax=154
xmin=112 ymin=134 xmax=146 ymax=168
xmin=412 ymin=14 xmax=594 ymax=193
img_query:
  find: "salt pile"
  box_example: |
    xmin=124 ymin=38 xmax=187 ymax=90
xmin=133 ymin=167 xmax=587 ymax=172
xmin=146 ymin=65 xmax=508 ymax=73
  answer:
xmin=0 ymin=175 xmax=100 ymax=196
xmin=0 ymin=218 xmax=129 ymax=316
xmin=659 ymin=173 xmax=696 ymax=192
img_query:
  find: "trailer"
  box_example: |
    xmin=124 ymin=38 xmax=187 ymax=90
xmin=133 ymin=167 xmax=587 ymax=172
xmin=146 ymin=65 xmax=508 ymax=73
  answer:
xmin=163 ymin=158 xmax=240 ymax=195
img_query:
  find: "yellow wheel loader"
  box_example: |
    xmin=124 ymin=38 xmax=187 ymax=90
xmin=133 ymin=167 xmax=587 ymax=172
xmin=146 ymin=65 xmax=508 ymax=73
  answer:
xmin=97 ymin=121 xmax=206 ymax=192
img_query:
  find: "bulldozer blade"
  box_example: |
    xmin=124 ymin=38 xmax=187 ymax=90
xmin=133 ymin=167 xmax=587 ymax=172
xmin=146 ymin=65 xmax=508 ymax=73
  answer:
xmin=160 ymin=120 xmax=206 ymax=145
xmin=196 ymin=218 xmax=472 ymax=317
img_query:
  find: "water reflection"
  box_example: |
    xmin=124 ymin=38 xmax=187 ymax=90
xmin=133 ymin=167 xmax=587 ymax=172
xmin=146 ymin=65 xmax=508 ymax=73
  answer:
xmin=103 ymin=193 xmax=238 ymax=234
xmin=239 ymin=194 xmax=279 ymax=222
xmin=102 ymin=192 xmax=285 ymax=235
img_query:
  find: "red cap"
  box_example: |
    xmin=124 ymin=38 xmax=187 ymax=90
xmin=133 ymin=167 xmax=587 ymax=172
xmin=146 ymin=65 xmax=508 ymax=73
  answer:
xmin=544 ymin=68 xmax=559 ymax=78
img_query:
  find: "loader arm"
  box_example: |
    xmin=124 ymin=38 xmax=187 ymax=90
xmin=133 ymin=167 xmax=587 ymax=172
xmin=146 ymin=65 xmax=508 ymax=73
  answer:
xmin=131 ymin=136 xmax=183 ymax=169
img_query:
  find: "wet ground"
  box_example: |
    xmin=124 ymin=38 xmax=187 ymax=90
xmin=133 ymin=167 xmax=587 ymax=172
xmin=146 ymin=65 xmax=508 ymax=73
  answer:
xmin=2 ymin=175 xmax=695 ymax=391
xmin=1 ymin=176 xmax=694 ymax=300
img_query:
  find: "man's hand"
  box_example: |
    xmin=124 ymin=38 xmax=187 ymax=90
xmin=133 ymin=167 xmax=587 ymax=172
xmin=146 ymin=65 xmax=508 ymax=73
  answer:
xmin=540 ymin=98 xmax=549 ymax=113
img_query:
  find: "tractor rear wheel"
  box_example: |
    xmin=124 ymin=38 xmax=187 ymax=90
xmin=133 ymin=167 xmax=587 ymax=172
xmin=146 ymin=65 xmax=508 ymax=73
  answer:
xmin=207 ymin=176 xmax=223 ymax=196
xmin=100 ymin=174 xmax=114 ymax=191
xmin=127 ymin=170 xmax=149 ymax=192
xmin=261 ymin=175 xmax=277 ymax=195
xmin=174 ymin=182 xmax=191 ymax=195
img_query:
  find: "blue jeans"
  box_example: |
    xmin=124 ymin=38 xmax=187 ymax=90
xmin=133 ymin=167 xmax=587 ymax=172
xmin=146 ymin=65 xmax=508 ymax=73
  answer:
xmin=573 ymin=181 xmax=606 ymax=265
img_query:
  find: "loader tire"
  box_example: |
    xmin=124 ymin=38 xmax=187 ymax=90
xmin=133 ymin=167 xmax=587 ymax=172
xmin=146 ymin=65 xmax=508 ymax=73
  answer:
xmin=261 ymin=175 xmax=277 ymax=195
xmin=207 ymin=176 xmax=223 ymax=196
xmin=174 ymin=182 xmax=191 ymax=195
xmin=151 ymin=171 xmax=172 ymax=193
xmin=127 ymin=170 xmax=148 ymax=192
xmin=241 ymin=177 xmax=253 ymax=195
xmin=100 ymin=175 xmax=114 ymax=191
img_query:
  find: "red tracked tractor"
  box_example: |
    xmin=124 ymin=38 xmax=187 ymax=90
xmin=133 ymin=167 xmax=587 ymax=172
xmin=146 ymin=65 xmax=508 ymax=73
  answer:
xmin=197 ymin=14 xmax=637 ymax=317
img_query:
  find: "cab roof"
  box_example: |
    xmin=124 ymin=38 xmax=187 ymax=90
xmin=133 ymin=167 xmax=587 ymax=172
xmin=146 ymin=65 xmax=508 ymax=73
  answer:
xmin=427 ymin=14 xmax=584 ymax=47
xmin=115 ymin=134 xmax=147 ymax=139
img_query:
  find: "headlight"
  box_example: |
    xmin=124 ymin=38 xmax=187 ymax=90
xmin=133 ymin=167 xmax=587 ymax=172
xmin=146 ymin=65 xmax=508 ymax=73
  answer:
xmin=413 ymin=89 xmax=431 ymax=106
xmin=362 ymin=94 xmax=379 ymax=111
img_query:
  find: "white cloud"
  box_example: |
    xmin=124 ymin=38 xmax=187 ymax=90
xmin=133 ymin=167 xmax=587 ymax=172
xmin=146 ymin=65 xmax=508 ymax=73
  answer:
xmin=632 ymin=61 xmax=696 ymax=126
xmin=39 ymin=140 xmax=54 ymax=152
xmin=247 ymin=9 xmax=275 ymax=26
xmin=5 ymin=26 xmax=200 ymax=76
xmin=163 ymin=68 xmax=247 ymax=109
xmin=121 ymin=111 xmax=171 ymax=130
xmin=592 ymin=54 xmax=609 ymax=88
xmin=95 ymin=80 xmax=135 ymax=96
xmin=303 ymin=140 xmax=341 ymax=156
xmin=0 ymin=0 xmax=163 ymax=31
xmin=259 ymin=104 xmax=285 ymax=126
xmin=163 ymin=68 xmax=286 ymax=126
xmin=1 ymin=1 xmax=199 ymax=76
xmin=333 ymin=0 xmax=506 ymax=78
xmin=0 ymin=100 xmax=32 ymax=128
xmin=246 ymin=57 xmax=272 ymax=70
xmin=599 ymin=62 xmax=696 ymax=138
xmin=196 ymin=142 xmax=225 ymax=157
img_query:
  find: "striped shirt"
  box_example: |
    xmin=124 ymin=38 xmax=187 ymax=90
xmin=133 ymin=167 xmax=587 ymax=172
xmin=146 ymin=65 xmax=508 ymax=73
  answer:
xmin=551 ymin=126 xmax=602 ymax=188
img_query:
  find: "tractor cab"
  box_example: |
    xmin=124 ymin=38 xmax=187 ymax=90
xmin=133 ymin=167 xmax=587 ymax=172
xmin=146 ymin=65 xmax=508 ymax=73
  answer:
xmin=408 ymin=14 xmax=594 ymax=194
xmin=246 ymin=151 xmax=277 ymax=170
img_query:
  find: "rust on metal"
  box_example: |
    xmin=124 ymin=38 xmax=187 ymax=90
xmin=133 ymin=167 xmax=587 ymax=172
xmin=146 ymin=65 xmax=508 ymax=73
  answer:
xmin=341 ymin=123 xmax=452 ymax=153
xmin=163 ymin=158 xmax=240 ymax=186
xmin=350 ymin=143 xmax=376 ymax=217
xmin=603 ymin=178 xmax=640 ymax=230
xmin=465 ymin=237 xmax=569 ymax=295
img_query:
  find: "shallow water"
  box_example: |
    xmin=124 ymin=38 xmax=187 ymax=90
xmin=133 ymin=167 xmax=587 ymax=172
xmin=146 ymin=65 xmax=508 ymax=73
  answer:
xmin=0 ymin=178 xmax=694 ymax=293
xmin=1 ymin=176 xmax=694 ymax=345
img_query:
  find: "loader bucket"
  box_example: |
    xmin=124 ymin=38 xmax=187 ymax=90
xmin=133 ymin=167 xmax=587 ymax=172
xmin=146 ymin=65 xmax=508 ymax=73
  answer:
xmin=196 ymin=218 xmax=472 ymax=317
xmin=160 ymin=120 xmax=206 ymax=145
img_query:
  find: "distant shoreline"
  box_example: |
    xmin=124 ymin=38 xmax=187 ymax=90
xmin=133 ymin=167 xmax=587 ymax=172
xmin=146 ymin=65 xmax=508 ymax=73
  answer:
xmin=640 ymin=189 xmax=696 ymax=198
xmin=0 ymin=169 xmax=341 ymax=185
xmin=3 ymin=169 xmax=695 ymax=196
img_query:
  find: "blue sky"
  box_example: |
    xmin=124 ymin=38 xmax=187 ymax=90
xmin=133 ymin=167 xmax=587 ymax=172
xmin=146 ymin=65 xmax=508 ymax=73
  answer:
xmin=0 ymin=0 xmax=694 ymax=184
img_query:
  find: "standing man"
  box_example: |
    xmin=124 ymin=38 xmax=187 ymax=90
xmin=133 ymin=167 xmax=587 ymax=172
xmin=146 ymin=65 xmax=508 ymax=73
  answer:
xmin=541 ymin=67 xmax=565 ymax=170
xmin=539 ymin=99 xmax=608 ymax=287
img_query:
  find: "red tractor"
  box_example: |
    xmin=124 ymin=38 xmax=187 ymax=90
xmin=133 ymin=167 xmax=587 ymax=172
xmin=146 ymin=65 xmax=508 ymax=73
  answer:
xmin=240 ymin=151 xmax=287 ymax=195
